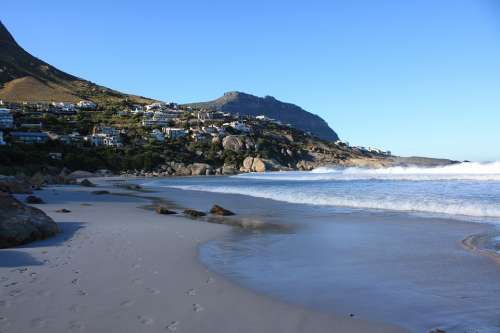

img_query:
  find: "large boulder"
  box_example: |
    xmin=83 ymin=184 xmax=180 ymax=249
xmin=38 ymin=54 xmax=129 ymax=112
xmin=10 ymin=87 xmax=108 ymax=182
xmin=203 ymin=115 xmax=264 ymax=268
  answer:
xmin=222 ymin=164 xmax=238 ymax=175
xmin=222 ymin=135 xmax=255 ymax=152
xmin=68 ymin=170 xmax=95 ymax=179
xmin=0 ymin=176 xmax=32 ymax=194
xmin=252 ymin=158 xmax=268 ymax=172
xmin=80 ymin=179 xmax=96 ymax=187
xmin=0 ymin=192 xmax=59 ymax=248
xmin=241 ymin=156 xmax=254 ymax=172
xmin=240 ymin=157 xmax=282 ymax=172
xmin=95 ymin=169 xmax=114 ymax=177
xmin=189 ymin=163 xmax=212 ymax=176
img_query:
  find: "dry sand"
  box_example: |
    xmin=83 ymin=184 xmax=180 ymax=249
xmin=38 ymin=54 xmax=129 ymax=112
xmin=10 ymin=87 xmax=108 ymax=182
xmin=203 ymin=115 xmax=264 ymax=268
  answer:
xmin=0 ymin=183 xmax=406 ymax=333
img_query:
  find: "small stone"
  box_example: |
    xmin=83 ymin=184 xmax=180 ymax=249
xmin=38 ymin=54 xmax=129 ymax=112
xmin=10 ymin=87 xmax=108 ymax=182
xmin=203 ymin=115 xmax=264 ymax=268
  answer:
xmin=209 ymin=204 xmax=235 ymax=216
xmin=183 ymin=209 xmax=206 ymax=218
xmin=155 ymin=207 xmax=177 ymax=215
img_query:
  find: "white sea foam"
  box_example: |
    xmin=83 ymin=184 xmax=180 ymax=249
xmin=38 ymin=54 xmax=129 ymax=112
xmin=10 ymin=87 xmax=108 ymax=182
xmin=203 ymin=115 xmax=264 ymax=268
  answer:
xmin=234 ymin=161 xmax=500 ymax=181
xmin=165 ymin=184 xmax=500 ymax=221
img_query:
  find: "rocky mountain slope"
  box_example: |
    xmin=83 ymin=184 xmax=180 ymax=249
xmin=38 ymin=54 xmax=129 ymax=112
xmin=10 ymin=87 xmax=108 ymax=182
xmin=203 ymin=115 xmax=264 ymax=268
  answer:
xmin=185 ymin=91 xmax=339 ymax=141
xmin=0 ymin=20 xmax=153 ymax=105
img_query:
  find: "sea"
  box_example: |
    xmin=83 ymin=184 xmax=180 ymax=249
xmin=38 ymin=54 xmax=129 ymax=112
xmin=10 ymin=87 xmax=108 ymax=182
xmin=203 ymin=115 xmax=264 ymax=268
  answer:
xmin=143 ymin=161 xmax=500 ymax=332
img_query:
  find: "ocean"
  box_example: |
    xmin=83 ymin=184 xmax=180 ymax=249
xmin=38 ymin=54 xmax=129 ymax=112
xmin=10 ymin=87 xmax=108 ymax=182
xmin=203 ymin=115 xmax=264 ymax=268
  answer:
xmin=144 ymin=162 xmax=500 ymax=332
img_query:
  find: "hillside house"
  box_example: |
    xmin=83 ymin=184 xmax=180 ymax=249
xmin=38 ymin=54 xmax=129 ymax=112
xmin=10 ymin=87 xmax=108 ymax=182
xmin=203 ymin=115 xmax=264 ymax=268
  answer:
xmin=0 ymin=108 xmax=14 ymax=129
xmin=145 ymin=102 xmax=165 ymax=111
xmin=51 ymin=102 xmax=76 ymax=114
xmin=150 ymin=129 xmax=165 ymax=142
xmin=10 ymin=132 xmax=49 ymax=144
xmin=225 ymin=121 xmax=250 ymax=133
xmin=197 ymin=111 xmax=225 ymax=123
xmin=162 ymin=127 xmax=188 ymax=140
xmin=77 ymin=100 xmax=97 ymax=110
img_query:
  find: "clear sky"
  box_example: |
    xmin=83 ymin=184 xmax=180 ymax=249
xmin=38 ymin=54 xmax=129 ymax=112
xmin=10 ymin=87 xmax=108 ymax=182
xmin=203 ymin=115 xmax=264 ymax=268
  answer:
xmin=2 ymin=0 xmax=500 ymax=161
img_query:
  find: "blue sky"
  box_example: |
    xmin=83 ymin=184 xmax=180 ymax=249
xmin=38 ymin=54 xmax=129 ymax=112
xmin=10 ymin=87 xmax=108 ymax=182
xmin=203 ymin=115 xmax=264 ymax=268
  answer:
xmin=3 ymin=0 xmax=500 ymax=161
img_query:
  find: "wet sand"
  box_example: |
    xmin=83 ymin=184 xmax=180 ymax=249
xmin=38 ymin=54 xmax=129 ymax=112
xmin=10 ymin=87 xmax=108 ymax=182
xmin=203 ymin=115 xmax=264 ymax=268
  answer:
xmin=0 ymin=181 xmax=404 ymax=333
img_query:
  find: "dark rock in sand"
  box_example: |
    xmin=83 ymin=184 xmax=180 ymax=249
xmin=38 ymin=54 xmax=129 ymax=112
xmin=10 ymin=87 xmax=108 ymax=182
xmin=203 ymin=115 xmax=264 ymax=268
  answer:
xmin=210 ymin=204 xmax=235 ymax=216
xmin=80 ymin=179 xmax=96 ymax=187
xmin=183 ymin=209 xmax=207 ymax=218
xmin=55 ymin=208 xmax=71 ymax=213
xmin=155 ymin=206 xmax=177 ymax=215
xmin=0 ymin=192 xmax=59 ymax=248
xmin=25 ymin=195 xmax=44 ymax=204
xmin=92 ymin=190 xmax=110 ymax=195
xmin=126 ymin=184 xmax=143 ymax=191
xmin=0 ymin=176 xmax=33 ymax=194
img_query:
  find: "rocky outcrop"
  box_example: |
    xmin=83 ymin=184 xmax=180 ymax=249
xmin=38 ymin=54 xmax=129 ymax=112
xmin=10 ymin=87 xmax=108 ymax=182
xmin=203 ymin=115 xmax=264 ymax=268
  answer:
xmin=80 ymin=179 xmax=96 ymax=187
xmin=0 ymin=176 xmax=32 ymax=194
xmin=222 ymin=135 xmax=255 ymax=152
xmin=210 ymin=205 xmax=235 ymax=216
xmin=222 ymin=164 xmax=238 ymax=175
xmin=0 ymin=192 xmax=59 ymax=248
xmin=189 ymin=163 xmax=213 ymax=176
xmin=68 ymin=170 xmax=95 ymax=179
xmin=25 ymin=195 xmax=44 ymax=204
xmin=240 ymin=157 xmax=283 ymax=172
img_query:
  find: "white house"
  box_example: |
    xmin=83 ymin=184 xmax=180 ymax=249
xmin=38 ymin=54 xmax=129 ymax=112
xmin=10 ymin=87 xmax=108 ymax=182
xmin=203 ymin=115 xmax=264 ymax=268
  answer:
xmin=162 ymin=127 xmax=188 ymax=140
xmin=103 ymin=136 xmax=122 ymax=147
xmin=84 ymin=134 xmax=105 ymax=146
xmin=150 ymin=129 xmax=165 ymax=142
xmin=77 ymin=100 xmax=97 ymax=110
xmin=0 ymin=108 xmax=14 ymax=129
xmin=145 ymin=102 xmax=166 ymax=111
xmin=225 ymin=121 xmax=250 ymax=133
xmin=52 ymin=102 xmax=76 ymax=113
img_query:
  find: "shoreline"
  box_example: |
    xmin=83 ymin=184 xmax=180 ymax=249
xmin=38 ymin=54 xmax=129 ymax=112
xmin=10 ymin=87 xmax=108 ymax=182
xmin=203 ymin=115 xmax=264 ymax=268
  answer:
xmin=0 ymin=181 xmax=406 ymax=333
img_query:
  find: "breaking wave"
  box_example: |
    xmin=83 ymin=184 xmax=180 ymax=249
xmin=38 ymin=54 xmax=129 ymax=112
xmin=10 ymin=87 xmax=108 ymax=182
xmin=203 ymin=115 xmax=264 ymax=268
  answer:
xmin=233 ymin=161 xmax=500 ymax=181
xmin=166 ymin=184 xmax=500 ymax=221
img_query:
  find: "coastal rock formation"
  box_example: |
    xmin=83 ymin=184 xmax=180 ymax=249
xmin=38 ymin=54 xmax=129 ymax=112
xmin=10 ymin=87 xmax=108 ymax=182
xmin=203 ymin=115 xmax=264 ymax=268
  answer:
xmin=222 ymin=164 xmax=238 ymax=175
xmin=80 ymin=179 xmax=96 ymax=187
xmin=210 ymin=204 xmax=235 ymax=216
xmin=25 ymin=195 xmax=44 ymax=204
xmin=241 ymin=157 xmax=282 ymax=172
xmin=0 ymin=176 xmax=32 ymax=194
xmin=189 ymin=163 xmax=212 ymax=176
xmin=69 ymin=171 xmax=96 ymax=179
xmin=0 ymin=192 xmax=59 ymax=248
xmin=222 ymin=135 xmax=255 ymax=152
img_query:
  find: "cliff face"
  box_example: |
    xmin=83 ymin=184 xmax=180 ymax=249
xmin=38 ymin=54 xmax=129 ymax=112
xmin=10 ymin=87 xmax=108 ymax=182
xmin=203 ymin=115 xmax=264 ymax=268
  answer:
xmin=0 ymin=21 xmax=153 ymax=104
xmin=186 ymin=91 xmax=339 ymax=142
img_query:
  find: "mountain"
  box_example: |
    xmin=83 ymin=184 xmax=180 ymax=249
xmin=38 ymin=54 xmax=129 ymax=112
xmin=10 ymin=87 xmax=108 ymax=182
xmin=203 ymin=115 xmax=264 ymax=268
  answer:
xmin=185 ymin=91 xmax=339 ymax=141
xmin=0 ymin=20 xmax=153 ymax=104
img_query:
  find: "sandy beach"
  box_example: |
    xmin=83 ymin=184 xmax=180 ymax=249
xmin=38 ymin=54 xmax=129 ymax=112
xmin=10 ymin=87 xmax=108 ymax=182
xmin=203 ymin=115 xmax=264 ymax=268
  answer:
xmin=0 ymin=181 xmax=405 ymax=333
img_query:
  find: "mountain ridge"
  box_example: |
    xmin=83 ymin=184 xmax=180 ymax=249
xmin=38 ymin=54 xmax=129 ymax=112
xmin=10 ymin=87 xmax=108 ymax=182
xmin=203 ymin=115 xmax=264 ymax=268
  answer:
xmin=0 ymin=20 xmax=153 ymax=105
xmin=185 ymin=91 xmax=339 ymax=141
